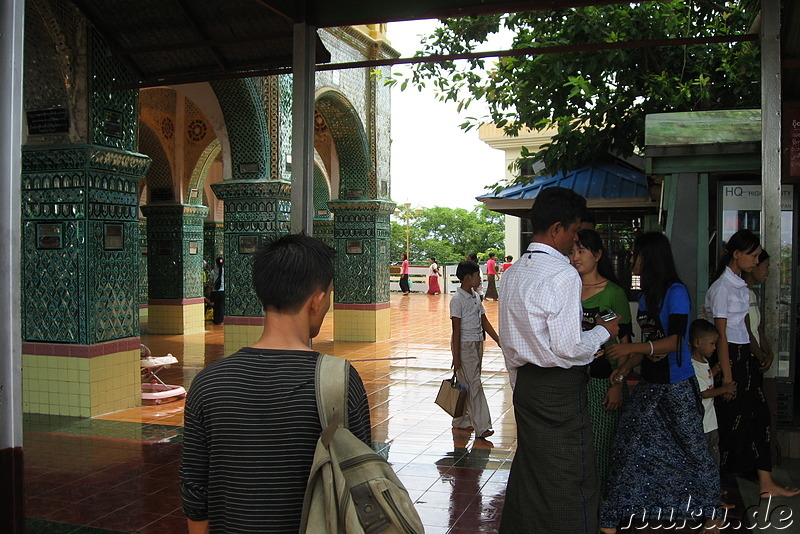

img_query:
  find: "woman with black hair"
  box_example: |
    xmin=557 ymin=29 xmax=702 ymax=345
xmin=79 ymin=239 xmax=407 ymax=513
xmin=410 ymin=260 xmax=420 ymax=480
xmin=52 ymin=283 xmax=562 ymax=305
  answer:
xmin=569 ymin=229 xmax=631 ymax=494
xmin=600 ymin=232 xmax=721 ymax=533
xmin=705 ymin=231 xmax=797 ymax=497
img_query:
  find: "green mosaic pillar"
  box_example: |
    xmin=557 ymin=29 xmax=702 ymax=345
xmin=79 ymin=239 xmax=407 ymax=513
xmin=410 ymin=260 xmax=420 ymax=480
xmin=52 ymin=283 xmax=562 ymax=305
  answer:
xmin=328 ymin=200 xmax=394 ymax=342
xmin=211 ymin=180 xmax=291 ymax=355
xmin=204 ymin=221 xmax=224 ymax=268
xmin=21 ymin=144 xmax=149 ymax=416
xmin=313 ymin=219 xmax=334 ymax=247
xmin=140 ymin=203 xmax=209 ymax=334
xmin=139 ymin=218 xmax=148 ymax=322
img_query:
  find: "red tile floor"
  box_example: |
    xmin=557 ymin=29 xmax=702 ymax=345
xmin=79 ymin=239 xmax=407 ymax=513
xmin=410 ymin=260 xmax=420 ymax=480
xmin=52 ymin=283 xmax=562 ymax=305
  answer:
xmin=22 ymin=293 xmax=785 ymax=533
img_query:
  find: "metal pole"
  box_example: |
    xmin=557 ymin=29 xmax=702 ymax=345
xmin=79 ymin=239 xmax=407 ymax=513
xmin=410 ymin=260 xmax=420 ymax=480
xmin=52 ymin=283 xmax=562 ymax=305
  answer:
xmin=290 ymin=22 xmax=316 ymax=234
xmin=0 ymin=0 xmax=25 ymax=531
xmin=404 ymin=203 xmax=411 ymax=259
xmin=760 ymin=0 xmax=781 ymax=374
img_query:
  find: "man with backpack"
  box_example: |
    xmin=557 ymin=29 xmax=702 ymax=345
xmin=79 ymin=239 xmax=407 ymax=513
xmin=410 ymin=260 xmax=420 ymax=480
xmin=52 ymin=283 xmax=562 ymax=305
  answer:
xmin=180 ymin=234 xmax=372 ymax=533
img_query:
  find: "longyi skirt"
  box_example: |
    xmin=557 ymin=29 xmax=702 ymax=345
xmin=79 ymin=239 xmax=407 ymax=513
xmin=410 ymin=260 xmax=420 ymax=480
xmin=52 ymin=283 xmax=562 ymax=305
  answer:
xmin=600 ymin=377 xmax=722 ymax=529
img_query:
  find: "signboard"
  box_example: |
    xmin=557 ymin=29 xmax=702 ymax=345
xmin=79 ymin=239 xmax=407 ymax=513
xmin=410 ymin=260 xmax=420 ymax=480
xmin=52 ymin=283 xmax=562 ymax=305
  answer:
xmin=720 ymin=184 xmax=794 ymax=212
xmin=102 ymin=109 xmax=123 ymax=139
xmin=789 ymin=107 xmax=800 ymax=177
xmin=27 ymin=109 xmax=69 ymax=135
xmin=720 ymin=183 xmax=794 ymax=241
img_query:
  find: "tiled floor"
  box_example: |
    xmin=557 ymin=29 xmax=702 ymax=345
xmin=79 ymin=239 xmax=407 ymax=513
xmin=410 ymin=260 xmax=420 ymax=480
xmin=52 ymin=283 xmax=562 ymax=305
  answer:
xmin=22 ymin=293 xmax=800 ymax=533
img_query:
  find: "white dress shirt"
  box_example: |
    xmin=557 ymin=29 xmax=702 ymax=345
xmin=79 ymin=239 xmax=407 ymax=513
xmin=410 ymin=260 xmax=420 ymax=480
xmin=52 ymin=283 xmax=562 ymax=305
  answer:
xmin=499 ymin=242 xmax=610 ymax=384
xmin=705 ymin=266 xmax=750 ymax=344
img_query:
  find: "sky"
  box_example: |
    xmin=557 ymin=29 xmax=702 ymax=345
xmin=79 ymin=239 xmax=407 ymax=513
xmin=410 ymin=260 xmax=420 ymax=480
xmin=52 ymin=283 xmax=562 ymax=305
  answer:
xmin=386 ymin=20 xmax=509 ymax=210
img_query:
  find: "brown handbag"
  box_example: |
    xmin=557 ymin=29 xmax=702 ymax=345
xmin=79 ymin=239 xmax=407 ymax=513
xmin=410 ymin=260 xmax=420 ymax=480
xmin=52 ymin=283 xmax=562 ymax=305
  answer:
xmin=435 ymin=374 xmax=467 ymax=418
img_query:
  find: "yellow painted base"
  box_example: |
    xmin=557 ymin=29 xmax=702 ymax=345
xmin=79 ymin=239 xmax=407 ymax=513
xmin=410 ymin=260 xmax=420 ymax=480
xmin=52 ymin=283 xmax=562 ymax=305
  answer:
xmin=22 ymin=349 xmax=140 ymax=417
xmin=223 ymin=324 xmax=263 ymax=356
xmin=334 ymin=307 xmax=391 ymax=342
xmin=139 ymin=306 xmax=148 ymax=323
xmin=147 ymin=303 xmax=205 ymax=334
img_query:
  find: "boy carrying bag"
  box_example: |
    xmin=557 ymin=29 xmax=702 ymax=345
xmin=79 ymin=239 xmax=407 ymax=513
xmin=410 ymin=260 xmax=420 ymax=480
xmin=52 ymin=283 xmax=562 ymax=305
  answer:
xmin=300 ymin=354 xmax=424 ymax=534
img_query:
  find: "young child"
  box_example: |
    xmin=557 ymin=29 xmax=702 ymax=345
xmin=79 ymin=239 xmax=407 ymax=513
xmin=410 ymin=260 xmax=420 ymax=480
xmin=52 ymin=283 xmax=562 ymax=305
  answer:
xmin=690 ymin=319 xmax=736 ymax=470
xmin=501 ymin=255 xmax=514 ymax=273
xmin=450 ymin=260 xmax=500 ymax=439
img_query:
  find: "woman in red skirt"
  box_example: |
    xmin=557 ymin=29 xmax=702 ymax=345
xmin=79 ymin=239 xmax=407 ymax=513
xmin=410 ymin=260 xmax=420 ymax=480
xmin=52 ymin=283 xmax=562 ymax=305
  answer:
xmin=427 ymin=257 xmax=441 ymax=295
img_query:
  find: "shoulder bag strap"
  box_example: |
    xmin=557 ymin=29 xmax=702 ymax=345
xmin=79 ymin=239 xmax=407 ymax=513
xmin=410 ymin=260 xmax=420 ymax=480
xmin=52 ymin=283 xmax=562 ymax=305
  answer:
xmin=315 ymin=354 xmax=350 ymax=437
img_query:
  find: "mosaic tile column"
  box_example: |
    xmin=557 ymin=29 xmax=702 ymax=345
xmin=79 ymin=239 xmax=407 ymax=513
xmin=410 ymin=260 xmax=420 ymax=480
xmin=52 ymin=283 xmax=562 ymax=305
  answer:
xmin=139 ymin=219 xmax=148 ymax=322
xmin=328 ymin=200 xmax=394 ymax=342
xmin=203 ymin=221 xmax=224 ymax=269
xmin=313 ymin=219 xmax=334 ymax=247
xmin=211 ymin=180 xmax=291 ymax=355
xmin=21 ymin=144 xmax=149 ymax=417
xmin=140 ymin=203 xmax=209 ymax=334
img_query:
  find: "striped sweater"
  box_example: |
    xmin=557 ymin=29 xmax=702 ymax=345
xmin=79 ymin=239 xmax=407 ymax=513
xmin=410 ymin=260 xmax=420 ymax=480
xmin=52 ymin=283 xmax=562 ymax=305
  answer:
xmin=180 ymin=348 xmax=371 ymax=533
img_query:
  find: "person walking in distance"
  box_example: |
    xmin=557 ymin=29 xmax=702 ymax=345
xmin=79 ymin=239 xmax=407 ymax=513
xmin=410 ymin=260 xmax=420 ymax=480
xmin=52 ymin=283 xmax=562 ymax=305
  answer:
xmin=399 ymin=253 xmax=411 ymax=295
xmin=485 ymin=252 xmax=499 ymax=301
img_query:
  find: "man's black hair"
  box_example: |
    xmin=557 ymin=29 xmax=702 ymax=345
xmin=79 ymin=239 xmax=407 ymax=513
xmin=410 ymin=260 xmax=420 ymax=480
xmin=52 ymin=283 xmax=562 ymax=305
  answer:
xmin=467 ymin=253 xmax=478 ymax=262
xmin=252 ymin=233 xmax=335 ymax=313
xmin=530 ymin=186 xmax=587 ymax=235
xmin=456 ymin=260 xmax=480 ymax=281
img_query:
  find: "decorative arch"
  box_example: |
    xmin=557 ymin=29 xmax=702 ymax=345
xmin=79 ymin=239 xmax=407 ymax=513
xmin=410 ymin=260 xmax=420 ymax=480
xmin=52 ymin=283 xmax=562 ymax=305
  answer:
xmin=313 ymin=162 xmax=331 ymax=220
xmin=210 ymin=79 xmax=270 ymax=180
xmin=171 ymin=83 xmax=234 ymax=181
xmin=186 ymin=138 xmax=221 ymax=205
xmin=139 ymin=123 xmax=174 ymax=202
xmin=315 ymin=89 xmax=373 ymax=200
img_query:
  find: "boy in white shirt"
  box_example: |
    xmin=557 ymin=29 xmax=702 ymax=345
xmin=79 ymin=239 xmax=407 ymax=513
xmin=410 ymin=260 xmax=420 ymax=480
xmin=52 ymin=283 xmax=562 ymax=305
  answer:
xmin=689 ymin=319 xmax=735 ymax=469
xmin=450 ymin=260 xmax=500 ymax=439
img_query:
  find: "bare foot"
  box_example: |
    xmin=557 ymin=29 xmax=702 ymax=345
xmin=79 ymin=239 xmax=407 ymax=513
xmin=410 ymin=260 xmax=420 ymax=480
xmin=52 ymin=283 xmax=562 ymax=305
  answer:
xmin=478 ymin=429 xmax=494 ymax=439
xmin=759 ymin=483 xmax=800 ymax=498
xmin=757 ymin=470 xmax=800 ymax=497
xmin=600 ymin=529 xmax=617 ymax=534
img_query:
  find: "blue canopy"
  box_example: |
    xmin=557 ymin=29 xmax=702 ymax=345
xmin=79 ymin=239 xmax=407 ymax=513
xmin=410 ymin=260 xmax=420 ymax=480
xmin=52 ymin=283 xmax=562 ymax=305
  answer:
xmin=477 ymin=159 xmax=655 ymax=217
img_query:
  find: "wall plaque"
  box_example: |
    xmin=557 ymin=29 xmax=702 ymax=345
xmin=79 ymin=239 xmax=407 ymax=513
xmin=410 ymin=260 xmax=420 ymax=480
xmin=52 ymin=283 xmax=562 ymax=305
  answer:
xmin=104 ymin=223 xmax=124 ymax=250
xmin=238 ymin=235 xmax=258 ymax=254
xmin=37 ymin=223 xmax=63 ymax=249
xmin=27 ymin=109 xmax=69 ymax=135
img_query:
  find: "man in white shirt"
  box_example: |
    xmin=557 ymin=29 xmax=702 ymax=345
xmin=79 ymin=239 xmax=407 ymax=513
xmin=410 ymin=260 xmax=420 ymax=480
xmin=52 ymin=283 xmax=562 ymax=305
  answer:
xmin=498 ymin=187 xmax=619 ymax=534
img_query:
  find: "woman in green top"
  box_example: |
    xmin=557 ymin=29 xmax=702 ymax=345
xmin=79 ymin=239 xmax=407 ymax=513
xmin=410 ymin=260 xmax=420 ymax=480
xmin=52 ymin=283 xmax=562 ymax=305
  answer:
xmin=570 ymin=229 xmax=632 ymax=495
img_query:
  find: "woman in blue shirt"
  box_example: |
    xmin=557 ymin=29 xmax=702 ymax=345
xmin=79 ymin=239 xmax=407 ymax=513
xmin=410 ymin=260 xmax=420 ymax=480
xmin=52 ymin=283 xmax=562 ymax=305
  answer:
xmin=599 ymin=232 xmax=721 ymax=533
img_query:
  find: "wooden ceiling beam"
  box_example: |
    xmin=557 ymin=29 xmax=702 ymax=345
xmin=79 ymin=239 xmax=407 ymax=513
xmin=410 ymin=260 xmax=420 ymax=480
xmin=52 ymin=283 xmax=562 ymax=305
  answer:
xmin=113 ymin=32 xmax=758 ymax=90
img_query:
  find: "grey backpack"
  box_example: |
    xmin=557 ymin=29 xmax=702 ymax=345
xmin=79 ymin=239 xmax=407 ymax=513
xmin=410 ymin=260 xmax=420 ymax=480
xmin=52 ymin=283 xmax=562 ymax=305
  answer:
xmin=299 ymin=354 xmax=424 ymax=533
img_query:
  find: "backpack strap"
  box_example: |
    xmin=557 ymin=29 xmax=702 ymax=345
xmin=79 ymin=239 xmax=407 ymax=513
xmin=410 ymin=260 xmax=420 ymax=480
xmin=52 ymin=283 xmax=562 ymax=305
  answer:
xmin=315 ymin=354 xmax=350 ymax=443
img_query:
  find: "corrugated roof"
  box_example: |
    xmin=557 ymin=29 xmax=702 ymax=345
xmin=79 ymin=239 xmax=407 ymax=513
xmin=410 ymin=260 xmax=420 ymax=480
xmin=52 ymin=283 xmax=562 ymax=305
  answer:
xmin=477 ymin=158 xmax=657 ymax=217
xmin=479 ymin=160 xmax=648 ymax=201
